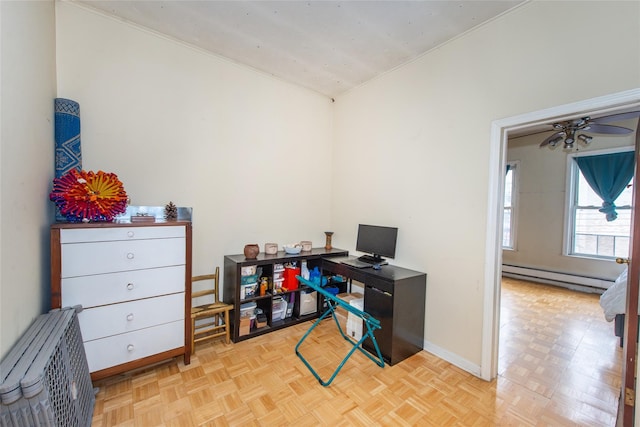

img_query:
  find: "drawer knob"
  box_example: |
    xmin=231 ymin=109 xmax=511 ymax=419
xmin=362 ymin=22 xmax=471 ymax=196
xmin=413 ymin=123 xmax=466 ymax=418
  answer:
xmin=127 ymin=231 xmax=134 ymax=238
xmin=127 ymin=283 xmax=134 ymax=290
xmin=127 ymin=253 xmax=134 ymax=260
xmin=126 ymin=313 xmax=134 ymax=321
xmin=127 ymin=344 xmax=134 ymax=352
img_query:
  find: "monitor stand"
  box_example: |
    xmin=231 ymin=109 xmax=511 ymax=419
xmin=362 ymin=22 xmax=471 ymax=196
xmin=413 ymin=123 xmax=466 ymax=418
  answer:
xmin=358 ymin=254 xmax=386 ymax=264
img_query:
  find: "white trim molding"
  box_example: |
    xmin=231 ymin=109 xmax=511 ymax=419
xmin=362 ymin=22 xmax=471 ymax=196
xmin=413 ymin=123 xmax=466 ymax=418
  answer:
xmin=482 ymin=88 xmax=640 ymax=381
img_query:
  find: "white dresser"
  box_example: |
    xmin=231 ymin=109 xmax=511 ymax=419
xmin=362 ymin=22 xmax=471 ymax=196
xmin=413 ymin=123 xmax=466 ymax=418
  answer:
xmin=50 ymin=222 xmax=192 ymax=380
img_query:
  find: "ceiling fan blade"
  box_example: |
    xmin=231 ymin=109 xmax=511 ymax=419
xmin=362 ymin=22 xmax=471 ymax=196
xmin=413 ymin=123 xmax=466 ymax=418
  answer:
xmin=593 ymin=111 xmax=640 ymax=124
xmin=584 ymin=123 xmax=633 ymax=135
xmin=540 ymin=131 xmax=564 ymax=147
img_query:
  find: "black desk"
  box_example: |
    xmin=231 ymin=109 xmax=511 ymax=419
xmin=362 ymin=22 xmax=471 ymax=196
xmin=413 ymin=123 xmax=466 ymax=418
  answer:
xmin=322 ymin=257 xmax=427 ymax=365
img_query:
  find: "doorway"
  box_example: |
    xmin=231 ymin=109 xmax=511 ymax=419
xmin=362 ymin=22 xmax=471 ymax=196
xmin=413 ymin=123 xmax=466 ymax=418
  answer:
xmin=482 ymin=88 xmax=640 ymax=382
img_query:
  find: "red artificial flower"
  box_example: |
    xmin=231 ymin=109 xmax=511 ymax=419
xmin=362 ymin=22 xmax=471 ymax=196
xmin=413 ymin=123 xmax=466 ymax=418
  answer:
xmin=50 ymin=169 xmax=128 ymax=222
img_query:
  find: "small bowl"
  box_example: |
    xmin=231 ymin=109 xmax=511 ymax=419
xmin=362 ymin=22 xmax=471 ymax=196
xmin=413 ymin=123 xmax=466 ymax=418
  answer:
xmin=264 ymin=243 xmax=278 ymax=255
xmin=283 ymin=244 xmax=302 ymax=255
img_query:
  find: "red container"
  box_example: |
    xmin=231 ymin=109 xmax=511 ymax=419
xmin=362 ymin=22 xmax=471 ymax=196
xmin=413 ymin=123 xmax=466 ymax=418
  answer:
xmin=283 ymin=267 xmax=301 ymax=290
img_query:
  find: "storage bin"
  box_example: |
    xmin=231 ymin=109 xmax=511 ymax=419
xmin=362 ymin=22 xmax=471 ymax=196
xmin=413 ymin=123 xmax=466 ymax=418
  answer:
xmin=272 ymin=308 xmax=285 ymax=321
xmin=240 ymin=301 xmax=257 ymax=318
xmin=272 ymin=296 xmax=286 ymax=310
xmin=272 ymin=297 xmax=287 ymax=321
xmin=299 ymin=290 xmax=317 ymax=316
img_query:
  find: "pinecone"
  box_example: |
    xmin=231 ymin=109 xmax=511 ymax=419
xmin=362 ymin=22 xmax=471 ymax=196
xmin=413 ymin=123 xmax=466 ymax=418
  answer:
xmin=164 ymin=201 xmax=178 ymax=220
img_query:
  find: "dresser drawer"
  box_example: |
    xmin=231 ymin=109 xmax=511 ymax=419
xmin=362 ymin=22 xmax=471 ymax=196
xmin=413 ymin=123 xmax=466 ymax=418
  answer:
xmin=62 ymin=265 xmax=185 ymax=308
xmin=78 ymin=292 xmax=184 ymax=341
xmin=60 ymin=226 xmax=185 ymax=243
xmin=83 ymin=321 xmax=184 ymax=373
xmin=62 ymin=237 xmax=185 ymax=277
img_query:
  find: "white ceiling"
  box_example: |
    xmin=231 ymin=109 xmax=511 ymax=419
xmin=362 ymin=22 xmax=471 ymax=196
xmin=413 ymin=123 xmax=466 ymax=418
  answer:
xmin=76 ymin=0 xmax=524 ymax=98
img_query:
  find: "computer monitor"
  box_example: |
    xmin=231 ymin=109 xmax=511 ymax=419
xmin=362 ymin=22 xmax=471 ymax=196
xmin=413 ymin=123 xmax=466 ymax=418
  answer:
xmin=355 ymin=224 xmax=398 ymax=262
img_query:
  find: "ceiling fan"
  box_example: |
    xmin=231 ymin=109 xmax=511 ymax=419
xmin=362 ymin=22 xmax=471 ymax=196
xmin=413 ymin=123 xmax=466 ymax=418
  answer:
xmin=540 ymin=110 xmax=640 ymax=149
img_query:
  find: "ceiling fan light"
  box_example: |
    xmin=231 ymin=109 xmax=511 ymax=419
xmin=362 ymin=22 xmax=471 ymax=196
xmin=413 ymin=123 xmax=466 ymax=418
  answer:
xmin=548 ymin=135 xmax=564 ymax=147
xmin=578 ymin=134 xmax=593 ymax=144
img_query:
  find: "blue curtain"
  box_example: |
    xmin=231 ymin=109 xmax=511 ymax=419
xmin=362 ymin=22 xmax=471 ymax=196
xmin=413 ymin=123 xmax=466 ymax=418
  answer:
xmin=574 ymin=151 xmax=635 ymax=221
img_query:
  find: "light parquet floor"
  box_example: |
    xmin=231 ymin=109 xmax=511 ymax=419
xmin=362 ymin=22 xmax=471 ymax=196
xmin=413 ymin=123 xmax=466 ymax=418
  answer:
xmin=91 ymin=278 xmax=622 ymax=426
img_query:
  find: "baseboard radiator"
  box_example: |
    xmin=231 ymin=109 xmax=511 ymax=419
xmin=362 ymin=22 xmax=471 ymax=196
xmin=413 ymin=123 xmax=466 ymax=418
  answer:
xmin=0 ymin=307 xmax=94 ymax=427
xmin=502 ymin=264 xmax=615 ymax=293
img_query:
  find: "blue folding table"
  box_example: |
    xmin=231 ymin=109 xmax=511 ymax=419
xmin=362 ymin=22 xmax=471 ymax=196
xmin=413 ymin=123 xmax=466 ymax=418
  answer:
xmin=295 ymin=276 xmax=385 ymax=386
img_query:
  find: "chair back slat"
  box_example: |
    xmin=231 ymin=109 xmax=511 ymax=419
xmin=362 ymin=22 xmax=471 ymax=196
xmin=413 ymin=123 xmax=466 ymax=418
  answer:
xmin=192 ymin=268 xmax=220 ymax=304
xmin=192 ymin=289 xmax=216 ymax=299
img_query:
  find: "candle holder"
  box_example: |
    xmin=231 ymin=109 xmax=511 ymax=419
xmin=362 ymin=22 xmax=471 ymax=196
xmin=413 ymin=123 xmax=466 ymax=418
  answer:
xmin=324 ymin=231 xmax=334 ymax=250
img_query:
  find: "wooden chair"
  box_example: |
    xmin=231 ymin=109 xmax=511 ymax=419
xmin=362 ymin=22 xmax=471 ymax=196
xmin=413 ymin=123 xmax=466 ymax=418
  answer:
xmin=191 ymin=266 xmax=233 ymax=353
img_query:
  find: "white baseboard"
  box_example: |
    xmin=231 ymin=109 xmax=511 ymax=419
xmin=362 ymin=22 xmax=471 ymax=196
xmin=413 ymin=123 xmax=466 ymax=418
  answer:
xmin=422 ymin=341 xmax=482 ymax=379
xmin=502 ymin=264 xmax=613 ymax=293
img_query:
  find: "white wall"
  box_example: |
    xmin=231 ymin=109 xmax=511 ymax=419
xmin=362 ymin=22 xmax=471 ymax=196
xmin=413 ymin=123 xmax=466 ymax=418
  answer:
xmin=54 ymin=3 xmax=334 ymax=278
xmin=0 ymin=0 xmax=57 ymax=358
xmin=504 ymin=126 xmax=636 ymax=283
xmin=332 ymin=1 xmax=640 ymax=370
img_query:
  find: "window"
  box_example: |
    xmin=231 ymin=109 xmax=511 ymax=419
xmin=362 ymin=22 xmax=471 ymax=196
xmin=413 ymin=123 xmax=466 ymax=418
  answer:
xmin=503 ymin=161 xmax=518 ymax=249
xmin=567 ymin=149 xmax=633 ymax=259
